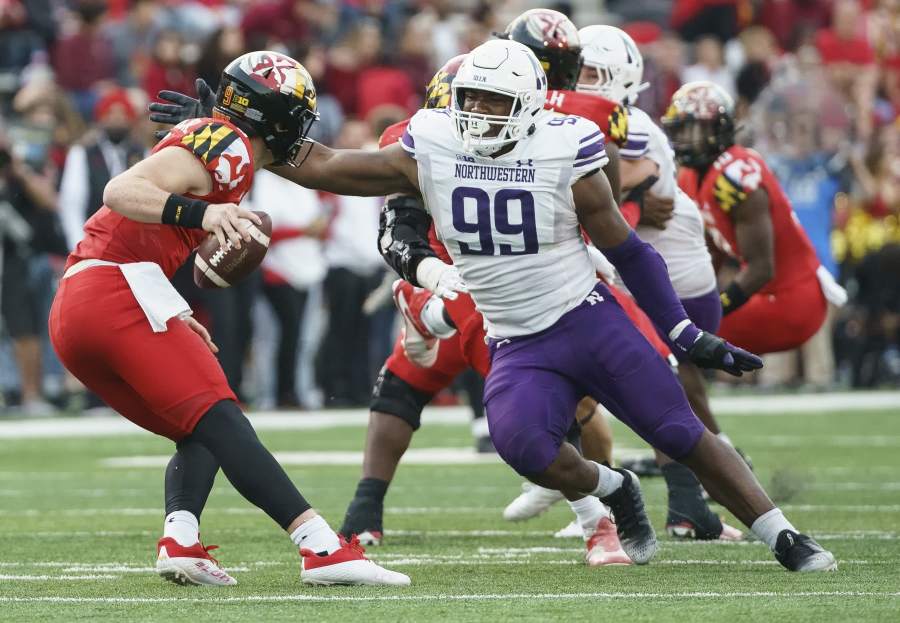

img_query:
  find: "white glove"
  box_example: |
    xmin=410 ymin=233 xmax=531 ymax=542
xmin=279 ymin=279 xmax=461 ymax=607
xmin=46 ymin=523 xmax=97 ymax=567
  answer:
xmin=586 ymin=246 xmax=617 ymax=282
xmin=416 ymin=257 xmax=468 ymax=300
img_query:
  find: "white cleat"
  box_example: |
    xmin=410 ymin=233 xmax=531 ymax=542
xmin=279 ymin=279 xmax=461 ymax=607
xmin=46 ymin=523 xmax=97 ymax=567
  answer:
xmin=503 ymin=482 xmax=565 ymax=521
xmin=300 ymin=535 xmax=410 ymax=586
xmin=554 ymin=520 xmax=584 ymax=539
xmin=156 ymin=538 xmax=237 ymax=586
xmin=586 ymin=517 xmax=633 ymax=567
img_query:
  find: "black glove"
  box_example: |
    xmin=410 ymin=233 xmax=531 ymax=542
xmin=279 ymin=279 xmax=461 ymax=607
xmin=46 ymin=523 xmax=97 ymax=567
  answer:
xmin=686 ymin=331 xmax=763 ymax=377
xmin=149 ymin=78 xmax=216 ymax=138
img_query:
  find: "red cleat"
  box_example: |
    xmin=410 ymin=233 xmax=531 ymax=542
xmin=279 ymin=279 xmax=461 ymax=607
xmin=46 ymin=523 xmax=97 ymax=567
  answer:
xmin=300 ymin=535 xmax=410 ymax=586
xmin=156 ymin=537 xmax=237 ymax=586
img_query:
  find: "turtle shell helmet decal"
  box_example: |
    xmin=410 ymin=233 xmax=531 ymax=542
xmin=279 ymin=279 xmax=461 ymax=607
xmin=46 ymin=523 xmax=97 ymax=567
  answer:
xmin=661 ymin=81 xmax=736 ymax=169
xmin=214 ymin=51 xmax=319 ymax=167
xmin=501 ymin=9 xmax=582 ymax=91
xmin=424 ymin=54 xmax=467 ymax=110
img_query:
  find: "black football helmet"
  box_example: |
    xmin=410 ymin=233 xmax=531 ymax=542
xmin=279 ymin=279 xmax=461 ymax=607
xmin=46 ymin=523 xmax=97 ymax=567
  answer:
xmin=661 ymin=81 xmax=736 ymax=169
xmin=213 ymin=51 xmax=319 ymax=167
xmin=500 ymin=9 xmax=582 ymax=91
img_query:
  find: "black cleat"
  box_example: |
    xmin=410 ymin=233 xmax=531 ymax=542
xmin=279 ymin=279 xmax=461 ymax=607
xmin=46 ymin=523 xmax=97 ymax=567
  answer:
xmin=774 ymin=530 xmax=837 ymax=572
xmin=339 ymin=496 xmax=384 ymax=546
xmin=598 ymin=469 xmax=657 ymax=564
xmin=618 ymin=456 xmax=662 ymax=478
xmin=475 ymin=435 xmax=495 ymax=454
xmin=662 ymin=463 xmax=742 ymax=540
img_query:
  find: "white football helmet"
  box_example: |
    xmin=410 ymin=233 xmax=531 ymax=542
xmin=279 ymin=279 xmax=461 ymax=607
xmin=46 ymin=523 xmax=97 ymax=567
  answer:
xmin=450 ymin=39 xmax=548 ymax=157
xmin=576 ymin=25 xmax=648 ymax=105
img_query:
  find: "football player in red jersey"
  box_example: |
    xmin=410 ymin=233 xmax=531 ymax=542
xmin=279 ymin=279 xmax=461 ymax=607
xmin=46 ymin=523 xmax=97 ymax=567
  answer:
xmin=50 ymin=52 xmax=409 ymax=588
xmin=662 ymin=82 xmax=847 ymax=354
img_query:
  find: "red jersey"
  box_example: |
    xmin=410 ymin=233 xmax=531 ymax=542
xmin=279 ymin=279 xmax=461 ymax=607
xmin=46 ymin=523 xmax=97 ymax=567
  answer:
xmin=693 ymin=145 xmax=820 ymax=293
xmin=545 ymin=90 xmax=628 ymax=148
xmin=67 ymin=117 xmax=254 ymax=278
xmin=379 ymin=118 xmax=453 ymax=263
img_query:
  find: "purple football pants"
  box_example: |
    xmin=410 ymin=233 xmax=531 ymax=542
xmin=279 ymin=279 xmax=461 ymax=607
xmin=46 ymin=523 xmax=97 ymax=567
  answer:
xmin=484 ymin=283 xmax=705 ymax=477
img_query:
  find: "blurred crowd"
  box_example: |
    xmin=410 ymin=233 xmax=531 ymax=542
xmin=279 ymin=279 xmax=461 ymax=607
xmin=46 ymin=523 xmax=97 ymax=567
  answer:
xmin=0 ymin=0 xmax=898 ymax=416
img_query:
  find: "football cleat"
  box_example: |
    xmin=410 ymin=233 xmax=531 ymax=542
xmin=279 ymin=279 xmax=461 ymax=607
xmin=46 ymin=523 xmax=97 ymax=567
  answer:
xmin=598 ymin=469 xmax=657 ymax=564
xmin=554 ymin=519 xmax=584 ymax=539
xmin=300 ymin=535 xmax=411 ymax=586
xmin=156 ymin=537 xmax=236 ymax=586
xmin=586 ymin=516 xmax=632 ymax=566
xmin=340 ymin=496 xmax=384 ymax=545
xmin=503 ymin=482 xmax=565 ymax=521
xmin=774 ymin=530 xmax=837 ymax=572
xmin=618 ymin=455 xmax=662 ymax=478
xmin=667 ymin=519 xmax=743 ymax=541
xmin=356 ymin=530 xmax=383 ymax=547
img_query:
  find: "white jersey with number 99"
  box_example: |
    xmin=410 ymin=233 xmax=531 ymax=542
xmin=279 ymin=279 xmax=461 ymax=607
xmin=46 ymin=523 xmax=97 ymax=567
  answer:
xmin=401 ymin=107 xmax=609 ymax=338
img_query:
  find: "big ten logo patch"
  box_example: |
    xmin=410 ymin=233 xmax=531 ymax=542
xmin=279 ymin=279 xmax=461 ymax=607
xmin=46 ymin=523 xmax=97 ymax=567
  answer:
xmin=222 ymin=85 xmax=250 ymax=113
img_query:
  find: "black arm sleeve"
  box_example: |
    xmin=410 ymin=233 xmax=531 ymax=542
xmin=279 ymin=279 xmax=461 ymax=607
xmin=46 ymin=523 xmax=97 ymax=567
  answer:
xmin=378 ymin=194 xmax=437 ymax=287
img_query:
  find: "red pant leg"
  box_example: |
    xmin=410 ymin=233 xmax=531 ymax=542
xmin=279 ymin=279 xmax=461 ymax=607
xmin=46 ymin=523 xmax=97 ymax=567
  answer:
xmin=718 ymin=275 xmax=827 ymax=355
xmin=444 ymin=292 xmax=491 ymax=377
xmin=49 ymin=267 xmax=236 ymax=441
xmin=607 ymin=284 xmax=674 ymax=360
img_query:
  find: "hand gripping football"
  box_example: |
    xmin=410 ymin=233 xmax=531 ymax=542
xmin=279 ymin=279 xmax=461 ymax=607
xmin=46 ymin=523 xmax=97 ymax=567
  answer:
xmin=193 ymin=211 xmax=272 ymax=288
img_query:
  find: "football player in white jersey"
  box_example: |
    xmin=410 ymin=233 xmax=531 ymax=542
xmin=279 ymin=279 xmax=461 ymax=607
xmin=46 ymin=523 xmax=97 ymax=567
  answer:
xmin=576 ymin=24 xmax=744 ymax=541
xmin=153 ymin=40 xmax=836 ymax=573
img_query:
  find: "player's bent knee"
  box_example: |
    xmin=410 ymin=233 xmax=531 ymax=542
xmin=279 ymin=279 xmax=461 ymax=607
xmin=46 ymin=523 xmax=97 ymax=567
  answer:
xmin=646 ymin=410 xmax=705 ymax=460
xmin=191 ymin=399 xmax=256 ymax=442
xmin=492 ymin=425 xmax=561 ymax=477
xmin=370 ymin=368 xmax=432 ymax=431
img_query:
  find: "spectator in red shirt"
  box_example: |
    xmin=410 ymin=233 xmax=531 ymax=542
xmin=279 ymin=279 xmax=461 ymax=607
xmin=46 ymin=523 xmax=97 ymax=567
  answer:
xmin=51 ymin=0 xmax=115 ymax=120
xmin=142 ymin=29 xmax=197 ymax=105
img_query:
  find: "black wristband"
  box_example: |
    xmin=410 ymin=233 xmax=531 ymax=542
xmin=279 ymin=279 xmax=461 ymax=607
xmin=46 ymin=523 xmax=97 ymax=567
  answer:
xmin=162 ymin=194 xmax=209 ymax=228
xmin=720 ymin=281 xmax=749 ymax=316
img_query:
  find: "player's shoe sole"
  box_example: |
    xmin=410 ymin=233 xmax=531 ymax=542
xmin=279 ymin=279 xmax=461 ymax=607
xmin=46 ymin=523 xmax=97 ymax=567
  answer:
xmin=503 ymin=482 xmax=565 ymax=521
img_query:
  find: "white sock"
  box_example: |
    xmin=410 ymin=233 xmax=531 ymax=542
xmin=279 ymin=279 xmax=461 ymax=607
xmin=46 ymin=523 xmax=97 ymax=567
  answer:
xmin=290 ymin=515 xmax=341 ymax=555
xmin=718 ymin=432 xmax=734 ymax=447
xmin=471 ymin=416 xmax=490 ymax=438
xmin=588 ymin=461 xmax=625 ymax=497
xmin=163 ymin=510 xmax=200 ymax=547
xmin=568 ymin=497 xmax=608 ymax=540
xmin=750 ymin=508 xmax=797 ymax=550
xmin=421 ymin=298 xmax=457 ymax=338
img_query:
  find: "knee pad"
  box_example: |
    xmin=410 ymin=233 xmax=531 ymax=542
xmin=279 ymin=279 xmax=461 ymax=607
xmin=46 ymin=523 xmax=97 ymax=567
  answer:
xmin=370 ymin=368 xmax=432 ymax=431
xmin=491 ymin=424 xmax=561 ymax=478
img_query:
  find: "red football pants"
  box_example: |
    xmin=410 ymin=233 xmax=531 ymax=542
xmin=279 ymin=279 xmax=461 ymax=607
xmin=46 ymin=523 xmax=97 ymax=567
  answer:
xmin=719 ymin=274 xmax=827 ymax=354
xmin=49 ymin=266 xmax=236 ymax=441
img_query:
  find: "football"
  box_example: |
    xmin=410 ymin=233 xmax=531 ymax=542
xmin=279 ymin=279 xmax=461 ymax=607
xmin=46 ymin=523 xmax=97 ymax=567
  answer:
xmin=193 ymin=211 xmax=272 ymax=288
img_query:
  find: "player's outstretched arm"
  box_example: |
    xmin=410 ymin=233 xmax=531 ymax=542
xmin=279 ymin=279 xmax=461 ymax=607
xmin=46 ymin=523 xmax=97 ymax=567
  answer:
xmin=103 ymin=146 xmax=260 ymax=249
xmin=573 ymin=171 xmax=762 ymax=376
xmin=720 ymin=188 xmax=774 ymax=315
xmin=268 ymin=142 xmax=419 ymax=197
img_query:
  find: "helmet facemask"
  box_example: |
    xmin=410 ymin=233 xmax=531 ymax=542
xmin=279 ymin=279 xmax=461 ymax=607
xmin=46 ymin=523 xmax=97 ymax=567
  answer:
xmin=451 ymin=84 xmax=534 ymax=157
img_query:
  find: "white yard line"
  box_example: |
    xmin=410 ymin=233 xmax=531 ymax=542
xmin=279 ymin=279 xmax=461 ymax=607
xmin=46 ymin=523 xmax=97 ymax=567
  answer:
xmin=0 ymin=574 xmax=118 ymax=580
xmin=0 ymin=591 xmax=898 ymax=604
xmin=2 ymin=391 xmax=898 ymax=440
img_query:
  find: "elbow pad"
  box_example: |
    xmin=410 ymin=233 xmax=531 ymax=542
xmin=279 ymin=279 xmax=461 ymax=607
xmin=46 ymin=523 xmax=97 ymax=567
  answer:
xmin=378 ymin=195 xmax=437 ymax=286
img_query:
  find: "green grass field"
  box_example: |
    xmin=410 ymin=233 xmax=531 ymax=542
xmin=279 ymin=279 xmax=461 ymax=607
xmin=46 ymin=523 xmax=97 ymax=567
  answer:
xmin=1 ymin=400 xmax=899 ymax=622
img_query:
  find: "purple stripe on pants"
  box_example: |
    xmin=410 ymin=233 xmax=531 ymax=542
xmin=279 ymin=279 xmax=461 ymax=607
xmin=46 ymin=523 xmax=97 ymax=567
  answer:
xmin=483 ymin=283 xmax=705 ymax=477
xmin=656 ymin=288 xmax=722 ymax=363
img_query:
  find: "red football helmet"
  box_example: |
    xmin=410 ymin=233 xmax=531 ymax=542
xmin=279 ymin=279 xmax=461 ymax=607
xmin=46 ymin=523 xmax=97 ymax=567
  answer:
xmin=661 ymin=81 xmax=736 ymax=169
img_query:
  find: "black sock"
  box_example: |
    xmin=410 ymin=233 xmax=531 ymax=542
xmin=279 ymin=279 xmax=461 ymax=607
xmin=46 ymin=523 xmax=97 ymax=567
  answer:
xmin=355 ymin=477 xmax=390 ymax=504
xmin=164 ymin=438 xmax=219 ymax=517
xmin=661 ymin=462 xmax=702 ymax=490
xmin=190 ymin=400 xmax=311 ymax=529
